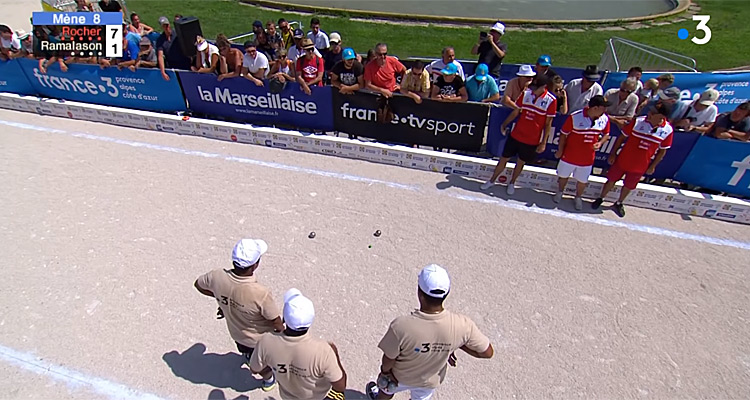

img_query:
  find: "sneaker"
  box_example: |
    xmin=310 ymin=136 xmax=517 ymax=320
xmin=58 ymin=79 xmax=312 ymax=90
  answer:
xmin=366 ymin=381 xmax=378 ymax=400
xmin=591 ymin=198 xmax=603 ymax=209
xmin=261 ymin=374 xmax=277 ymax=392
xmin=480 ymin=180 xmax=495 ymax=190
xmin=613 ymin=202 xmax=626 ymax=218
xmin=574 ymin=197 xmax=583 ymax=211
xmin=506 ymin=183 xmax=515 ymax=195
xmin=552 ymin=192 xmax=563 ymax=203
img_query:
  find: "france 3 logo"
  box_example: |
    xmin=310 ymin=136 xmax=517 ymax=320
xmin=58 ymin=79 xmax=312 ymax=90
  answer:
xmin=677 ymin=15 xmax=711 ymax=45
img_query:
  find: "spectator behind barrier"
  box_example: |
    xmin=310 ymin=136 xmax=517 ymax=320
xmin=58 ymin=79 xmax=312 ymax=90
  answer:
xmin=76 ymin=0 xmax=94 ymax=12
xmin=400 ymin=60 xmax=431 ymax=103
xmin=266 ymin=20 xmax=283 ymax=53
xmin=431 ymin=62 xmax=468 ymax=103
xmin=130 ymin=13 xmax=153 ymax=35
xmin=288 ymin=29 xmax=321 ymax=63
xmin=323 ymin=32 xmax=343 ymax=78
xmin=564 ymin=64 xmax=603 ymax=113
xmin=295 ymin=38 xmax=324 ymax=95
xmin=33 ymin=26 xmax=68 ymax=73
xmin=671 ymin=89 xmax=720 ymax=133
xmin=627 ymin=66 xmax=644 ymax=92
xmin=639 ymin=73 xmax=673 ymax=111
xmin=0 ymin=24 xmax=20 ymax=61
xmin=639 ymin=86 xmax=681 ymax=123
xmin=471 ymin=21 xmax=507 ymax=79
xmin=604 ymin=78 xmax=639 ymax=128
xmin=268 ymin=48 xmax=295 ymax=83
xmin=99 ymin=0 xmax=126 ymax=21
xmin=14 ymin=30 xmax=34 ymax=59
xmin=252 ymin=20 xmax=264 ymax=38
xmin=193 ymin=35 xmax=220 ymax=74
xmin=254 ymin=30 xmax=275 ymax=61
xmin=502 ymin=64 xmax=535 ymax=109
xmin=637 ymin=78 xmax=659 ymax=112
xmin=331 ymin=48 xmax=364 ymax=95
xmin=364 ymin=43 xmax=406 ymax=98
xmin=134 ymin=36 xmax=157 ymax=69
xmin=217 ymin=34 xmax=243 ymax=81
xmin=535 ymin=54 xmax=557 ymax=79
xmin=705 ymin=102 xmax=750 ymax=142
xmin=427 ymin=47 xmax=465 ymax=83
xmin=156 ymin=16 xmax=191 ymax=81
xmin=307 ymin=17 xmax=330 ymax=55
xmin=465 ymin=63 xmax=499 ymax=103
xmin=278 ymin=18 xmax=294 ymax=50
xmin=548 ymin=75 xmax=567 ymax=114
xmin=242 ymin=41 xmax=269 ymax=86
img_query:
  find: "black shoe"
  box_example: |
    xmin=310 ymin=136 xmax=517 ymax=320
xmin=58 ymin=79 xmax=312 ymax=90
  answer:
xmin=613 ymin=202 xmax=626 ymax=218
xmin=366 ymin=381 xmax=378 ymax=400
xmin=591 ymin=198 xmax=603 ymax=209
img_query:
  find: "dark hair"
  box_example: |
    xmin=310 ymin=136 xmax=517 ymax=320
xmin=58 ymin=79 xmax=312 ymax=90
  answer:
xmin=266 ymin=20 xmax=275 ymax=27
xmin=628 ymin=66 xmax=643 ymax=74
xmin=375 ymin=42 xmax=387 ymax=50
xmin=412 ymin=60 xmax=425 ymax=70
xmin=548 ymin=74 xmax=563 ymax=86
xmin=652 ymin=101 xmax=673 ymax=117
xmin=243 ymin=40 xmax=255 ymax=49
xmin=216 ymin=34 xmax=230 ymax=49
xmin=419 ymin=288 xmax=447 ymax=307
xmin=130 ymin=12 xmax=139 ymax=21
xmin=0 ymin=25 xmax=11 ymax=34
xmin=366 ymin=48 xmax=376 ymax=60
xmin=278 ymin=18 xmax=287 ymax=25
xmin=738 ymin=101 xmax=750 ymax=111
xmin=531 ymin=74 xmax=550 ymax=89
xmin=310 ymin=17 xmax=320 ymax=26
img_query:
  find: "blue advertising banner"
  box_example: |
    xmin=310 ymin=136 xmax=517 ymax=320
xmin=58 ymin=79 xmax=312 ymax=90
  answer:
xmin=602 ymin=71 xmax=750 ymax=114
xmin=675 ymin=136 xmax=750 ymax=197
xmin=0 ymin=59 xmax=36 ymax=95
xmin=16 ymin=58 xmax=186 ymax=112
xmin=178 ymin=71 xmax=334 ymax=131
xmin=487 ymin=106 xmax=697 ymax=179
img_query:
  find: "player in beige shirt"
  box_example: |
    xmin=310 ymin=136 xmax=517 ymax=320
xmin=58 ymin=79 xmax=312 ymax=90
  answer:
xmin=195 ymin=238 xmax=284 ymax=391
xmin=367 ymin=264 xmax=494 ymax=400
xmin=249 ymin=288 xmax=347 ymax=400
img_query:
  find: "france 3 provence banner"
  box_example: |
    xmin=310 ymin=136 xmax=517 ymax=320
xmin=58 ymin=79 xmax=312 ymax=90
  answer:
xmin=675 ymin=136 xmax=750 ymax=197
xmin=178 ymin=71 xmax=334 ymax=131
xmin=15 ymin=58 xmax=186 ymax=112
xmin=0 ymin=59 xmax=36 ymax=95
xmin=602 ymin=71 xmax=750 ymax=114
xmin=332 ymin=90 xmax=488 ymax=152
xmin=487 ymin=106 xmax=696 ymax=179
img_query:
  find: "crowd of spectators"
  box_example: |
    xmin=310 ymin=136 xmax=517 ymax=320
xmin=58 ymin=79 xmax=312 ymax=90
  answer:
xmin=1 ymin=1 xmax=748 ymax=143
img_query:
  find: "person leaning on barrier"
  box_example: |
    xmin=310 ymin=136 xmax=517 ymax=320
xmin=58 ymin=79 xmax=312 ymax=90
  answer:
xmin=193 ymin=35 xmax=220 ymax=74
xmin=331 ymin=48 xmax=364 ymax=95
xmin=427 ymin=47 xmax=465 ymax=83
xmin=32 ymin=26 xmax=68 ymax=73
xmin=366 ymin=264 xmax=494 ymax=400
xmin=156 ymin=16 xmax=191 ymax=81
xmin=296 ymin=38 xmax=325 ymax=95
xmin=0 ymin=24 xmax=20 ymax=61
xmin=101 ymin=34 xmax=138 ymax=70
xmin=627 ymin=66 xmax=644 ymax=92
xmin=216 ymin=34 xmax=243 ymax=81
xmin=547 ymin=75 xmax=568 ymax=114
xmin=604 ymin=78 xmax=639 ymax=127
xmin=502 ymin=64 xmax=535 ymax=109
xmin=564 ymin=64 xmax=603 ymax=114
xmin=242 ymin=41 xmax=269 ymax=86
xmin=431 ymin=63 xmax=468 ymax=103
xmin=400 ymin=60 xmax=431 ymax=103
xmin=364 ymin=43 xmax=406 ymax=98
xmin=671 ymin=89 xmax=719 ymax=133
xmin=465 ymin=63 xmax=500 ymax=103
xmin=9 ymin=29 xmax=33 ymax=59
xmin=704 ymin=101 xmax=750 ymax=142
xmin=269 ymin=48 xmax=295 ymax=83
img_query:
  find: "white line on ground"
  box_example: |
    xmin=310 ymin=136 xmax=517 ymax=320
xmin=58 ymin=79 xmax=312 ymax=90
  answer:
xmin=2 ymin=119 xmax=749 ymax=252
xmin=0 ymin=344 xmax=168 ymax=400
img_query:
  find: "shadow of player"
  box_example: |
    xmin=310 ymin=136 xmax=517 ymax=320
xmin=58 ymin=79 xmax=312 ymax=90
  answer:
xmin=163 ymin=343 xmax=263 ymax=392
xmin=207 ymin=389 xmax=250 ymax=400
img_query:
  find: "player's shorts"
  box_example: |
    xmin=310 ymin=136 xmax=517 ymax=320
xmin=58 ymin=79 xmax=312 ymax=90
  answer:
xmin=502 ymin=135 xmax=537 ymax=163
xmin=381 ymin=383 xmax=435 ymax=400
xmin=556 ymin=160 xmax=593 ymax=183
xmin=236 ymin=342 xmax=254 ymax=359
xmin=606 ymin=162 xmax=643 ymax=190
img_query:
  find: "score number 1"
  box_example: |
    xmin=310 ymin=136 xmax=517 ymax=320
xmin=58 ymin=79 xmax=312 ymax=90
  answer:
xmin=106 ymin=24 xmax=122 ymax=58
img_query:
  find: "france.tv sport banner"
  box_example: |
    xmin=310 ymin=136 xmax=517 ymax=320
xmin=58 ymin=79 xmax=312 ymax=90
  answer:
xmin=332 ymin=90 xmax=488 ymax=152
xmin=603 ymin=71 xmax=750 ymax=114
xmin=675 ymin=136 xmax=750 ymax=197
xmin=177 ymin=71 xmax=334 ymax=131
xmin=0 ymin=60 xmax=36 ymax=95
xmin=487 ymin=106 xmax=697 ymax=179
xmin=15 ymin=58 xmax=186 ymax=112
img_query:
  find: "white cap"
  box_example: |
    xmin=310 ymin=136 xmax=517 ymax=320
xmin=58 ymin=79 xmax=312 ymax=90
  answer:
xmin=196 ymin=36 xmax=208 ymax=51
xmin=329 ymin=32 xmax=341 ymax=43
xmin=283 ymin=288 xmax=315 ymax=330
xmin=698 ymin=89 xmax=719 ymax=106
xmin=490 ymin=21 xmax=505 ymax=35
xmin=516 ymin=64 xmax=536 ymax=77
xmin=232 ymin=238 xmax=268 ymax=268
xmin=418 ymin=264 xmax=451 ymax=298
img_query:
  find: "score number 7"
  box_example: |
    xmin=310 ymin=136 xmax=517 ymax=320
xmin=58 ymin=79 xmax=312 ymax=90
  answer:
xmin=691 ymin=15 xmax=711 ymax=45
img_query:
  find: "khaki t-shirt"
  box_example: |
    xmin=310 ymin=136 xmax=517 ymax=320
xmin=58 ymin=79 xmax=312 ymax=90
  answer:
xmin=196 ymin=269 xmax=280 ymax=347
xmin=378 ymin=309 xmax=491 ymax=389
xmin=504 ymin=77 xmax=528 ymax=104
xmin=249 ymin=332 xmax=343 ymax=400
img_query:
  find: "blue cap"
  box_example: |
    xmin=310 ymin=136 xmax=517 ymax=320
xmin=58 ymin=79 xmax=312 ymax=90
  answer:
xmin=537 ymin=54 xmax=551 ymax=67
xmin=440 ymin=62 xmax=458 ymax=75
xmin=342 ymin=47 xmax=356 ymax=60
xmin=474 ymin=63 xmax=489 ymax=81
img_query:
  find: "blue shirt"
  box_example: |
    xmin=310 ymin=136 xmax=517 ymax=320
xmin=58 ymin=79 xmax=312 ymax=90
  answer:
xmin=121 ymin=39 xmax=140 ymax=62
xmin=465 ymin=75 xmax=499 ymax=102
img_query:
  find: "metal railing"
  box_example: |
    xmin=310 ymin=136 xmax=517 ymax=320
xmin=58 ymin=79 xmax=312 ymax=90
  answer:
xmin=598 ymin=36 xmax=697 ymax=72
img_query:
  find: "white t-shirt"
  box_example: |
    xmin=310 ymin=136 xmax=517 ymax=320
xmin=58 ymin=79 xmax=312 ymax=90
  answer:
xmin=306 ymin=31 xmax=329 ymax=50
xmin=673 ymin=99 xmax=719 ymax=126
xmin=564 ymin=78 xmax=603 ymax=113
xmin=1 ymin=32 xmax=21 ymax=50
xmin=426 ymin=59 xmax=465 ymax=82
xmin=199 ymin=43 xmax=219 ymax=69
xmin=242 ymin=51 xmax=269 ymax=76
xmin=287 ymin=45 xmax=321 ymax=62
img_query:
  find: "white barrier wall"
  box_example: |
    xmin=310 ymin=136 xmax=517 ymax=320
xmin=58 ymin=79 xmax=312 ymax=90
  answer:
xmin=1 ymin=92 xmax=749 ymax=225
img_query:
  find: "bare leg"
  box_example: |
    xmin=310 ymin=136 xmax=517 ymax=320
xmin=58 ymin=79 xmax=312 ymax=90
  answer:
xmin=557 ymin=177 xmax=569 ymax=193
xmin=617 ymin=187 xmax=632 ymax=203
xmin=488 ymin=157 xmax=510 ymax=183
xmin=575 ymin=181 xmax=587 ymax=197
xmin=599 ymin=179 xmax=617 ymax=198
xmin=509 ymin=159 xmax=526 ymax=184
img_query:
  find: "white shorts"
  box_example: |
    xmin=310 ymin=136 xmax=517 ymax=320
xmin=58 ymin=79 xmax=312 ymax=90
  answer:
xmin=382 ymin=384 xmax=435 ymax=400
xmin=556 ymin=160 xmax=593 ymax=183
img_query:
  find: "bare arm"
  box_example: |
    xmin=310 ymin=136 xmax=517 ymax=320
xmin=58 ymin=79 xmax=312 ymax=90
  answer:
xmin=502 ymin=93 xmax=519 ymax=109
xmin=646 ymin=148 xmax=668 ymax=173
xmin=555 ymin=133 xmax=568 ymax=157
xmin=193 ymin=280 xmax=214 ymax=297
xmin=538 ymin=117 xmax=554 ymax=150
xmin=490 ymin=40 xmax=506 ymax=58
xmin=500 ymin=108 xmax=521 ymax=131
xmin=608 ymin=134 xmax=628 ymax=163
xmin=482 ymin=92 xmax=501 ymax=103
xmin=460 ymin=343 xmax=494 ymax=359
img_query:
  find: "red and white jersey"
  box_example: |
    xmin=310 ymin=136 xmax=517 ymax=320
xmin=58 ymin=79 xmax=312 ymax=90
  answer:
xmin=560 ymin=108 xmax=610 ymax=166
xmin=616 ymin=116 xmax=673 ymax=173
xmin=511 ymin=89 xmax=557 ymax=145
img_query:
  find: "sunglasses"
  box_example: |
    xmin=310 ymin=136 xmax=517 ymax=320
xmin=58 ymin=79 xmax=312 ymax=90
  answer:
xmin=305 ymin=48 xmax=315 ymax=52
xmin=620 ymin=88 xmax=634 ymax=93
xmin=378 ymin=52 xmax=387 ymax=57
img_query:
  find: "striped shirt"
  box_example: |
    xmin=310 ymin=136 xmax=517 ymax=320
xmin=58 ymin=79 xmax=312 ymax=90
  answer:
xmin=511 ymin=89 xmax=558 ymax=145
xmin=617 ymin=116 xmax=673 ymax=173
xmin=561 ymin=108 xmax=610 ymax=166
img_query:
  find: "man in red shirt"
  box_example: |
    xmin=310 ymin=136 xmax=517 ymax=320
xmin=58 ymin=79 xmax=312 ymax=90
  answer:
xmin=364 ymin=43 xmax=406 ymax=98
xmin=553 ymin=95 xmax=611 ymax=210
xmin=592 ymin=102 xmax=674 ymax=217
xmin=295 ymin=38 xmax=324 ymax=95
xmin=481 ymin=75 xmax=557 ymax=195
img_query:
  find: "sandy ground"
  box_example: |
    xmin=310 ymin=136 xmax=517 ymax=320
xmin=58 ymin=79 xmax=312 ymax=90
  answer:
xmin=1 ymin=108 xmax=749 ymax=400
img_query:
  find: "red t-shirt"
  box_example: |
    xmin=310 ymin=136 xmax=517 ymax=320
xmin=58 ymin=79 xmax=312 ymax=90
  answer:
xmin=296 ymin=55 xmax=324 ymax=86
xmin=615 ymin=116 xmax=674 ymax=173
xmin=364 ymin=56 xmax=405 ymax=92
xmin=510 ymin=89 xmax=558 ymax=145
xmin=561 ymin=108 xmax=611 ymax=166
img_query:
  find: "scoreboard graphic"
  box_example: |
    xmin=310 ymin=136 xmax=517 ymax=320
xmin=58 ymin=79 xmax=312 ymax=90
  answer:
xmin=32 ymin=12 xmax=123 ymax=58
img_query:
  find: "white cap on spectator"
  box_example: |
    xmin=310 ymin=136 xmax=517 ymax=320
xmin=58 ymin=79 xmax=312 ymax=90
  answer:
xmin=418 ymin=264 xmax=451 ymax=299
xmin=195 ymin=35 xmax=208 ymax=51
xmin=158 ymin=16 xmax=169 ymax=25
xmin=15 ymin=29 xmax=31 ymax=40
xmin=490 ymin=21 xmax=505 ymax=35
xmin=698 ymin=89 xmax=719 ymax=106
xmin=329 ymin=32 xmax=341 ymax=44
xmin=283 ymin=288 xmax=315 ymax=330
xmin=516 ymin=64 xmax=536 ymax=77
xmin=232 ymin=238 xmax=268 ymax=268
